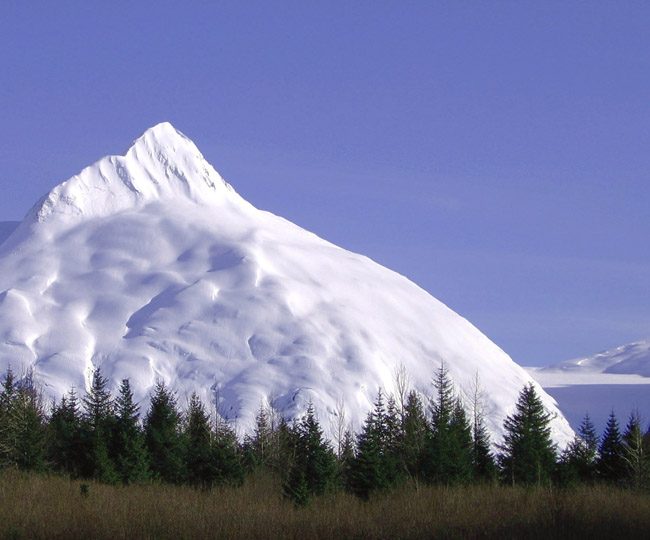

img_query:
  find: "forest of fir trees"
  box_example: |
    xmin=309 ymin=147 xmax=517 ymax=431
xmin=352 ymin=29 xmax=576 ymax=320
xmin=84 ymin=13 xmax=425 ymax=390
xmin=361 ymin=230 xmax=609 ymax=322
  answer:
xmin=0 ymin=363 xmax=649 ymax=507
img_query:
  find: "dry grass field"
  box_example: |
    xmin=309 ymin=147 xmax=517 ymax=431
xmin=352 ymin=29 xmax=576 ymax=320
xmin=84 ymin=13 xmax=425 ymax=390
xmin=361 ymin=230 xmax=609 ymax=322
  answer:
xmin=1 ymin=469 xmax=649 ymax=539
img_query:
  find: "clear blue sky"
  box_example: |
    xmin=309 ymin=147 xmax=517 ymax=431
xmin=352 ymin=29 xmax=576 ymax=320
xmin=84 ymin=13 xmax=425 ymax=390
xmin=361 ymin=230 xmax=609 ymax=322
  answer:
xmin=1 ymin=2 xmax=648 ymax=366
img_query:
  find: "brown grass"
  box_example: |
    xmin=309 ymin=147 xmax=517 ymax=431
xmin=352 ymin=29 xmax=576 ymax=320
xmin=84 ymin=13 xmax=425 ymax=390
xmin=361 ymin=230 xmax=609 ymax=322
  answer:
xmin=1 ymin=470 xmax=648 ymax=539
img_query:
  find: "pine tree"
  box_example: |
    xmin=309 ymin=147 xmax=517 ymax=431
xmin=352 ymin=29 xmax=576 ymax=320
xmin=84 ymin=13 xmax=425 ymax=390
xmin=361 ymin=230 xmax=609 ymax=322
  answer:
xmin=5 ymin=371 xmax=46 ymax=471
xmin=498 ymin=383 xmax=556 ymax=486
xmin=350 ymin=390 xmax=390 ymax=499
xmin=0 ymin=366 xmax=17 ymax=466
xmin=337 ymin=428 xmax=355 ymax=491
xmin=597 ymin=410 xmax=626 ymax=483
xmin=112 ymin=379 xmax=149 ymax=484
xmin=423 ymin=364 xmax=473 ymax=484
xmin=81 ymin=367 xmax=118 ymax=483
xmin=183 ymin=392 xmax=217 ymax=488
xmin=559 ymin=413 xmax=598 ymax=485
xmin=400 ymin=390 xmax=427 ymax=485
xmin=144 ymin=380 xmax=184 ymax=483
xmin=283 ymin=402 xmax=336 ymax=505
xmin=622 ymin=410 xmax=649 ymax=489
xmin=47 ymin=388 xmax=84 ymax=476
xmin=212 ymin=419 xmax=244 ymax=487
xmin=470 ymin=374 xmax=497 ymax=482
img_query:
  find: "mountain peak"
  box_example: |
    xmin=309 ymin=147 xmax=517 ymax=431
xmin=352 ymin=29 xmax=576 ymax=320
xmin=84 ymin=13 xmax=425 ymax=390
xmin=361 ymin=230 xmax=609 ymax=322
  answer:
xmin=26 ymin=124 xmax=234 ymax=226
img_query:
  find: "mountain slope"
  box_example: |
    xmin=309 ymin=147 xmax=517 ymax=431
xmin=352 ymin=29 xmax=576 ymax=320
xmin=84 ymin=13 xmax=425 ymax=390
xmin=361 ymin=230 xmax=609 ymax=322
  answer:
xmin=538 ymin=339 xmax=650 ymax=378
xmin=0 ymin=123 xmax=573 ymax=445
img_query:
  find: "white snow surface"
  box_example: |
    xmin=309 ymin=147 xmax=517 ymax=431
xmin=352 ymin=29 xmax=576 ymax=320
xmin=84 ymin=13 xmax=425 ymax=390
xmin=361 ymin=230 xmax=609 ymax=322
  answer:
xmin=538 ymin=339 xmax=650 ymax=379
xmin=0 ymin=123 xmax=573 ymax=445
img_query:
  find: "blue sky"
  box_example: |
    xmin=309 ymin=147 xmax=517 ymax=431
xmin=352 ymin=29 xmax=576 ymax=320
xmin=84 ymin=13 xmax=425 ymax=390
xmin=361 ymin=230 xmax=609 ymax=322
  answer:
xmin=1 ymin=2 xmax=648 ymax=365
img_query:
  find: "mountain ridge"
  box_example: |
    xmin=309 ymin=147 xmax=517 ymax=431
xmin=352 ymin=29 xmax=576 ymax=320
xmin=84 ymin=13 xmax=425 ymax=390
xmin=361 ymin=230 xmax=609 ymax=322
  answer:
xmin=0 ymin=123 xmax=574 ymax=445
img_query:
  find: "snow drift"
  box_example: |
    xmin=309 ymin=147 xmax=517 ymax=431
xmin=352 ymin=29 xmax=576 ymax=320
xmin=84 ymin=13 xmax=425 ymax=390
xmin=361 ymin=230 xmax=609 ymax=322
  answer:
xmin=0 ymin=123 xmax=573 ymax=445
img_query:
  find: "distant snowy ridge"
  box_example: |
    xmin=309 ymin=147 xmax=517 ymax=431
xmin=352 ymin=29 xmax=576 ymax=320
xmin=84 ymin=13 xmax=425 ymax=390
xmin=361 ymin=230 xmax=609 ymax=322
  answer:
xmin=540 ymin=339 xmax=650 ymax=378
xmin=0 ymin=123 xmax=574 ymax=446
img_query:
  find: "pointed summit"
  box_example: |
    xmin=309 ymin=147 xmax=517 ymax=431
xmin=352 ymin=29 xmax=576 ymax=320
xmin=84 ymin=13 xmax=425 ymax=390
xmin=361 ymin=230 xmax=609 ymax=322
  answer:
xmin=26 ymin=123 xmax=234 ymax=226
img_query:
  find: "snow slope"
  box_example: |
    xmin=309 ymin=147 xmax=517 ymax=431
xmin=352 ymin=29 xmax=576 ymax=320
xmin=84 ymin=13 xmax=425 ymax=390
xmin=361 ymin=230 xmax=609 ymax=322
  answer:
xmin=526 ymin=340 xmax=650 ymax=433
xmin=0 ymin=123 xmax=573 ymax=445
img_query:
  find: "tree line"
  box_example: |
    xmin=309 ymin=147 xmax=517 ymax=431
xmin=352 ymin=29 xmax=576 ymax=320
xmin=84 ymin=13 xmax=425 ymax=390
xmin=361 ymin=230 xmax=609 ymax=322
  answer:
xmin=0 ymin=363 xmax=648 ymax=507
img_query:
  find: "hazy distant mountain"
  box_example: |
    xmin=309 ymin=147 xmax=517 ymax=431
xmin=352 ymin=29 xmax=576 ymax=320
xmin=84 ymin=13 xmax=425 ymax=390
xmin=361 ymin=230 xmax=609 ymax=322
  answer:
xmin=0 ymin=123 xmax=573 ymax=444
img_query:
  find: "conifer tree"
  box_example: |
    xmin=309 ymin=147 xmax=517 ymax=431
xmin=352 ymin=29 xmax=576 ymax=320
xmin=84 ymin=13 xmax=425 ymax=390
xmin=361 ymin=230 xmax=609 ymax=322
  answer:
xmin=423 ymin=364 xmax=473 ymax=484
xmin=597 ymin=410 xmax=625 ymax=483
xmin=81 ymin=367 xmax=118 ymax=482
xmin=212 ymin=418 xmax=244 ymax=487
xmin=4 ymin=370 xmax=46 ymax=471
xmin=400 ymin=390 xmax=427 ymax=484
xmin=337 ymin=428 xmax=356 ymax=491
xmin=47 ymin=388 xmax=84 ymax=476
xmin=0 ymin=366 xmax=16 ymax=466
xmin=559 ymin=413 xmax=598 ymax=484
xmin=183 ymin=392 xmax=217 ymax=488
xmin=283 ymin=402 xmax=336 ymax=505
xmin=498 ymin=383 xmax=556 ymax=486
xmin=144 ymin=380 xmax=185 ymax=483
xmin=350 ymin=390 xmax=391 ymax=499
xmin=622 ymin=410 xmax=649 ymax=489
xmin=113 ymin=379 xmax=149 ymax=483
xmin=470 ymin=374 xmax=497 ymax=482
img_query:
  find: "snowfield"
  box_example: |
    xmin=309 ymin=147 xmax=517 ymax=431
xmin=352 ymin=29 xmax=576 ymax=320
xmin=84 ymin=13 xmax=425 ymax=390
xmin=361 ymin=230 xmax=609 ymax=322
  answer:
xmin=526 ymin=340 xmax=650 ymax=433
xmin=0 ymin=123 xmax=573 ymax=445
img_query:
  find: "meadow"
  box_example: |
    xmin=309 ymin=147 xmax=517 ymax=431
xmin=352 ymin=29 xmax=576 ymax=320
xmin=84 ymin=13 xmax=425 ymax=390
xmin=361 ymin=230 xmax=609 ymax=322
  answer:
xmin=1 ymin=469 xmax=649 ymax=539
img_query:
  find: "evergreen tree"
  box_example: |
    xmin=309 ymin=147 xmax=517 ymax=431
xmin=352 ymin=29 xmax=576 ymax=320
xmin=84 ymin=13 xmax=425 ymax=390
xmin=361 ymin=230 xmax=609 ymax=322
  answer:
xmin=423 ymin=364 xmax=473 ymax=484
xmin=350 ymin=390 xmax=391 ymax=499
xmin=47 ymin=388 xmax=84 ymax=476
xmin=212 ymin=419 xmax=244 ymax=487
xmin=81 ymin=367 xmax=118 ymax=483
xmin=283 ymin=402 xmax=336 ymax=505
xmin=622 ymin=410 xmax=649 ymax=489
xmin=112 ymin=379 xmax=149 ymax=483
xmin=337 ymin=428 xmax=355 ymax=491
xmin=183 ymin=392 xmax=217 ymax=488
xmin=498 ymin=383 xmax=556 ymax=486
xmin=597 ymin=410 xmax=626 ymax=483
xmin=470 ymin=374 xmax=497 ymax=482
xmin=4 ymin=371 xmax=46 ymax=471
xmin=559 ymin=413 xmax=598 ymax=485
xmin=0 ymin=366 xmax=17 ymax=466
xmin=400 ymin=390 xmax=428 ymax=485
xmin=144 ymin=380 xmax=184 ymax=483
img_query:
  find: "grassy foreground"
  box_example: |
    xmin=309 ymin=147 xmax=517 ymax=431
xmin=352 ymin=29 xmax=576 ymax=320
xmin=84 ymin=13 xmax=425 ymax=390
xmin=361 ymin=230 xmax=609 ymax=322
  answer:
xmin=1 ymin=470 xmax=649 ymax=539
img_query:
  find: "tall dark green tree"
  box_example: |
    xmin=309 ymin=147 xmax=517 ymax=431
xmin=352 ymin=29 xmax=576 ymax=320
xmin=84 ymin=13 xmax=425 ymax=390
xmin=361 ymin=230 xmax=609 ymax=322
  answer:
xmin=498 ymin=383 xmax=556 ymax=486
xmin=3 ymin=370 xmax=46 ymax=471
xmin=559 ymin=413 xmax=598 ymax=484
xmin=423 ymin=364 xmax=473 ymax=484
xmin=350 ymin=390 xmax=391 ymax=499
xmin=144 ymin=380 xmax=184 ymax=483
xmin=183 ymin=392 xmax=217 ymax=488
xmin=212 ymin=418 xmax=244 ymax=487
xmin=283 ymin=402 xmax=336 ymax=505
xmin=597 ymin=410 xmax=625 ymax=483
xmin=81 ymin=367 xmax=118 ymax=483
xmin=0 ymin=366 xmax=17 ymax=466
xmin=622 ymin=410 xmax=649 ymax=489
xmin=400 ymin=390 xmax=428 ymax=485
xmin=112 ymin=379 xmax=149 ymax=483
xmin=47 ymin=388 xmax=84 ymax=476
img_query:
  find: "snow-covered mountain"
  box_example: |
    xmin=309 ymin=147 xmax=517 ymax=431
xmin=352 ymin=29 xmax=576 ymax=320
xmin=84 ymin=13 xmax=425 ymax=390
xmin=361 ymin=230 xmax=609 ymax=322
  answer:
xmin=0 ymin=123 xmax=573 ymax=445
xmin=539 ymin=339 xmax=650 ymax=378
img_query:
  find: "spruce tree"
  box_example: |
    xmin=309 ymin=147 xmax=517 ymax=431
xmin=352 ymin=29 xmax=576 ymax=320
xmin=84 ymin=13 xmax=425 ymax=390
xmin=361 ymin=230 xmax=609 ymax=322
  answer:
xmin=144 ymin=380 xmax=185 ymax=483
xmin=423 ymin=364 xmax=473 ymax=484
xmin=81 ymin=367 xmax=118 ymax=483
xmin=337 ymin=428 xmax=356 ymax=491
xmin=113 ymin=379 xmax=149 ymax=483
xmin=498 ymin=383 xmax=556 ymax=486
xmin=597 ymin=410 xmax=625 ymax=483
xmin=400 ymin=390 xmax=427 ymax=484
xmin=622 ymin=410 xmax=649 ymax=489
xmin=47 ymin=388 xmax=84 ymax=476
xmin=283 ymin=402 xmax=336 ymax=505
xmin=559 ymin=413 xmax=598 ymax=485
xmin=5 ymin=371 xmax=46 ymax=471
xmin=470 ymin=374 xmax=497 ymax=482
xmin=0 ymin=366 xmax=17 ymax=466
xmin=350 ymin=390 xmax=390 ymax=499
xmin=212 ymin=419 xmax=244 ymax=487
xmin=183 ymin=392 xmax=217 ymax=488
